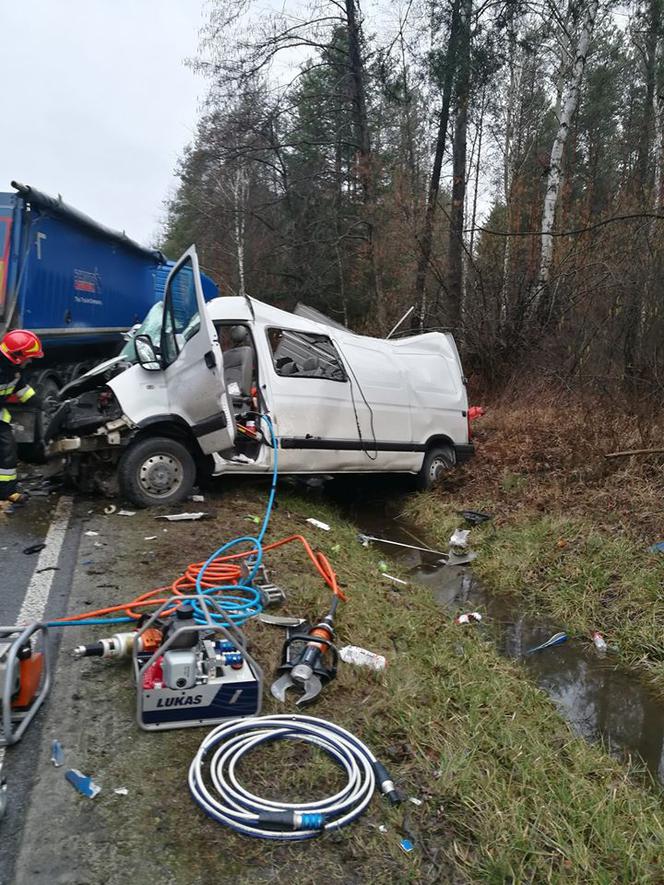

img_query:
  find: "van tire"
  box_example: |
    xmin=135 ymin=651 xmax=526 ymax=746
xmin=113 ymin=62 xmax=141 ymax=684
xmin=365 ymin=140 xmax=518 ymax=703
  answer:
xmin=118 ymin=436 xmax=196 ymax=508
xmin=415 ymin=445 xmax=455 ymax=491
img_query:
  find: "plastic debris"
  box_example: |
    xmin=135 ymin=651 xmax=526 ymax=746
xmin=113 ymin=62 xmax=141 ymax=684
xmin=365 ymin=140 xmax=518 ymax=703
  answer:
xmin=104 ymin=505 xmax=117 ymax=515
xmin=454 ymin=611 xmax=482 ymax=625
xmin=118 ymin=510 xmax=136 ymax=517
xmin=0 ymin=778 xmax=6 ymax=820
xmin=378 ymin=824 xmax=388 ymax=834
xmin=144 ymin=536 xmax=157 ymax=541
xmin=382 ymin=573 xmax=408 ymax=586
xmin=306 ymin=518 xmax=331 ymax=531
xmin=84 ymin=531 xmax=99 ymax=537
xmin=446 ymin=550 xmax=478 ymax=567
xmin=51 ymin=740 xmax=65 ymax=767
xmin=245 ymin=514 xmax=261 ymax=525
xmin=358 ymin=533 xmax=448 ymax=559
xmin=23 ymin=543 xmax=47 ymax=555
xmin=378 ymin=560 xmax=389 ymax=573
xmin=339 ymin=645 xmax=387 ymax=671
xmin=65 ymin=769 xmax=101 ymax=799
xmin=591 ymin=631 xmax=608 ymax=652
xmin=400 ymin=837 xmax=415 ymax=854
xmin=114 ymin=787 xmax=129 ymax=796
xmin=449 ymin=529 xmax=470 ymax=549
xmin=156 ymin=512 xmax=209 ymax=522
xmin=468 ymin=405 xmax=485 ymax=420
xmin=526 ymin=632 xmax=567 ymax=655
xmin=457 ymin=509 xmax=492 ymax=526
xmin=649 ymin=542 xmax=664 ymax=554
xmin=409 ymin=797 xmax=423 ymax=806
xmin=190 ymin=494 xmax=205 ymax=503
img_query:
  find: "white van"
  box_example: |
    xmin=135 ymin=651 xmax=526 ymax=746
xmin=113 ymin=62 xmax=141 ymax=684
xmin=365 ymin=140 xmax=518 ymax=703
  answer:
xmin=47 ymin=247 xmax=474 ymax=506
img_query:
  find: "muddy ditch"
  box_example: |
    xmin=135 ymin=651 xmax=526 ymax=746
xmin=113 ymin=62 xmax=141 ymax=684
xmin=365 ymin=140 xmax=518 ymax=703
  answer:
xmin=329 ymin=483 xmax=664 ymax=787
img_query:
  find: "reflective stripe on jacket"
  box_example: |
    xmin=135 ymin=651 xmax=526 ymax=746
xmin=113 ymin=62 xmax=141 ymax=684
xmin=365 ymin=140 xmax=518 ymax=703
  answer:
xmin=0 ymin=359 xmax=36 ymax=422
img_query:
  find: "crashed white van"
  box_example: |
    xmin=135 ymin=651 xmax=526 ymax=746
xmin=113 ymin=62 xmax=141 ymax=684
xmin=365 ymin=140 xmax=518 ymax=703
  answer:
xmin=47 ymin=246 xmax=474 ymax=506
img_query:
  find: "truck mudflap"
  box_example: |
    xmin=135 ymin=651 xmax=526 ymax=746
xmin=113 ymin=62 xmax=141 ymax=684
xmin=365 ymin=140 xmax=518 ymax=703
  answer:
xmin=454 ymin=443 xmax=475 ymax=464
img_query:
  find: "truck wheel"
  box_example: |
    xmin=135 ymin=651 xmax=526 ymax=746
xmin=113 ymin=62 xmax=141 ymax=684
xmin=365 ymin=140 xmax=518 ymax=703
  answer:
xmin=415 ymin=445 xmax=455 ymax=491
xmin=18 ymin=377 xmax=62 ymax=463
xmin=118 ymin=437 xmax=196 ymax=508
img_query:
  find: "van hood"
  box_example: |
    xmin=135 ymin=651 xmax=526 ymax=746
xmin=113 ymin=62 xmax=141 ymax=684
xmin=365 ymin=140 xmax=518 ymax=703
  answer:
xmin=59 ymin=355 xmax=133 ymax=398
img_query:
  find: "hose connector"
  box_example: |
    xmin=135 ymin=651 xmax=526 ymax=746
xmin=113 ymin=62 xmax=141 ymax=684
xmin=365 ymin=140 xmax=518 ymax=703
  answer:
xmin=373 ymin=760 xmax=402 ymax=806
xmin=258 ymin=810 xmax=325 ymax=830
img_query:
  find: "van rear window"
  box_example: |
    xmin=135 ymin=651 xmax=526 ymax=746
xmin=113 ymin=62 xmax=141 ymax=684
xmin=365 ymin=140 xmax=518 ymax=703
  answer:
xmin=267 ymin=328 xmax=346 ymax=381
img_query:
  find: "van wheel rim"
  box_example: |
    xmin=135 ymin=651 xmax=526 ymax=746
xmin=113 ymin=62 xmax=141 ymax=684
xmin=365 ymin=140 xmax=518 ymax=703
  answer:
xmin=138 ymin=454 xmax=183 ymax=497
xmin=429 ymin=456 xmax=448 ymax=483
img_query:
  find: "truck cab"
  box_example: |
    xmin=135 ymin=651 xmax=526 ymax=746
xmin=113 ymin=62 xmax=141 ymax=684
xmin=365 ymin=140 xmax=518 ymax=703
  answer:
xmin=48 ymin=246 xmax=474 ymax=506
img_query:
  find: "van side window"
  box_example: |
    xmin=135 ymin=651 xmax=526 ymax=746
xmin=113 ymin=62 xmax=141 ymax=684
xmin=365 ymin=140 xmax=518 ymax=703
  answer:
xmin=161 ymin=258 xmax=201 ymax=367
xmin=267 ymin=328 xmax=346 ymax=381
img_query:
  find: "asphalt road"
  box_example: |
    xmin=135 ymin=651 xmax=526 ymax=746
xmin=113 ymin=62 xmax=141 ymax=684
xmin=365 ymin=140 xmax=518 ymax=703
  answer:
xmin=0 ymin=487 xmax=83 ymax=885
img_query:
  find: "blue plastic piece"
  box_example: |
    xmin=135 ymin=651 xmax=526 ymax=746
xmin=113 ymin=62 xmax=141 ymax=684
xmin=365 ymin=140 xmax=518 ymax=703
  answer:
xmin=400 ymin=838 xmax=415 ymax=854
xmin=50 ymin=739 xmax=64 ymax=767
xmin=65 ymin=768 xmax=101 ymax=799
xmin=649 ymin=542 xmax=664 ymax=554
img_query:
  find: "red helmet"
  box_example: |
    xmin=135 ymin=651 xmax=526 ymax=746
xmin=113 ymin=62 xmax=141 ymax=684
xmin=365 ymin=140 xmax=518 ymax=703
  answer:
xmin=0 ymin=330 xmax=44 ymax=365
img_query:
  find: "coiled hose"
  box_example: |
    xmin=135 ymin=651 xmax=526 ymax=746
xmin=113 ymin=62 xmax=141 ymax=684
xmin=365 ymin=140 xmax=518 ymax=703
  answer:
xmin=189 ymin=714 xmax=400 ymax=840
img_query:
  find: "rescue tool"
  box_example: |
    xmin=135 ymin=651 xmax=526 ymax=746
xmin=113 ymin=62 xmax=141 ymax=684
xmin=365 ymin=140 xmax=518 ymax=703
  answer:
xmin=271 ymin=597 xmax=339 ymax=706
xmin=0 ymin=622 xmax=51 ymax=747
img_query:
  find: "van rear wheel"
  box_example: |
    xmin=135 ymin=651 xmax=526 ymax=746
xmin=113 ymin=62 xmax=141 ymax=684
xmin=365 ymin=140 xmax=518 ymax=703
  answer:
xmin=118 ymin=436 xmax=196 ymax=508
xmin=415 ymin=445 xmax=455 ymax=491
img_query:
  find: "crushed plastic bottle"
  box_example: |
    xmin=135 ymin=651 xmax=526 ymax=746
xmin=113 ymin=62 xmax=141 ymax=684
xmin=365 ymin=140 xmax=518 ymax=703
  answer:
xmin=591 ymin=631 xmax=608 ymax=652
xmin=454 ymin=612 xmax=482 ymax=625
xmin=339 ymin=645 xmax=387 ymax=671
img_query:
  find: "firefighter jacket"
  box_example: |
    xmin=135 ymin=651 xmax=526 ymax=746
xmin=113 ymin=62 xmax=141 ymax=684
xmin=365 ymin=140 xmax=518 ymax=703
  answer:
xmin=0 ymin=356 xmax=36 ymax=423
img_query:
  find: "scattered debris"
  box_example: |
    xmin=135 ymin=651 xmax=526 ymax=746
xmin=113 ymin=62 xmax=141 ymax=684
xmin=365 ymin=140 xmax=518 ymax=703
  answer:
xmin=526 ymin=632 xmax=568 ymax=655
xmin=454 ymin=612 xmax=482 ymax=625
xmin=51 ymin=740 xmax=64 ymax=767
xmin=649 ymin=542 xmax=664 ymax=554
xmin=306 ymin=517 xmax=331 ymax=531
xmin=144 ymin=536 xmax=157 ymax=541
xmin=155 ymin=512 xmax=209 ymax=522
xmin=382 ymin=573 xmax=408 ymax=586
xmin=457 ymin=509 xmax=492 ymax=526
xmin=357 ymin=533 xmax=448 ymax=558
xmin=378 ymin=824 xmax=388 ymax=833
xmin=65 ymin=769 xmax=101 ymax=799
xmin=103 ymin=504 xmax=117 ymax=515
xmin=0 ymin=778 xmax=6 ymax=820
xmin=339 ymin=645 xmax=387 ymax=670
xmin=190 ymin=494 xmax=205 ymax=503
xmin=449 ymin=529 xmax=470 ymax=549
xmin=378 ymin=560 xmax=389 ymax=573
xmin=446 ymin=550 xmax=478 ymax=567
xmin=84 ymin=531 xmax=99 ymax=537
xmin=23 ymin=543 xmax=46 ymax=555
xmin=113 ymin=787 xmax=129 ymax=796
xmin=244 ymin=514 xmax=261 ymax=525
xmin=400 ymin=837 xmax=415 ymax=854
xmin=409 ymin=797 xmax=423 ymax=806
xmin=591 ymin=631 xmax=608 ymax=653
xmin=36 ymin=566 xmax=59 ymax=574
xmin=117 ymin=509 xmax=136 ymax=517
xmin=468 ymin=405 xmax=485 ymax=420
xmin=258 ymin=614 xmax=307 ymax=627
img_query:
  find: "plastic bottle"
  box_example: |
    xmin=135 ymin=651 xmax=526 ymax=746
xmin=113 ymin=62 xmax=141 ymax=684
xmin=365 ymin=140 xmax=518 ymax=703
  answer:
xmin=591 ymin=631 xmax=608 ymax=652
xmin=339 ymin=645 xmax=387 ymax=671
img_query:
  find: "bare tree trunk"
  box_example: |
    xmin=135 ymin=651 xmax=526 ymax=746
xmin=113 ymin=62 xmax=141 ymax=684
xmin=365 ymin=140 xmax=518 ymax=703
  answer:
xmin=414 ymin=0 xmax=462 ymax=330
xmin=345 ymin=0 xmax=383 ymax=325
xmin=446 ymin=0 xmax=471 ymax=333
xmin=499 ymin=13 xmax=520 ymax=330
xmin=536 ymin=0 xmax=599 ymax=313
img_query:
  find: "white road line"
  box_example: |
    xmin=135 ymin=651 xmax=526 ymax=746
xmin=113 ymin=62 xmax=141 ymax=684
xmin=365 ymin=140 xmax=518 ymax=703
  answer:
xmin=1 ymin=496 xmax=73 ymax=785
xmin=17 ymin=496 xmax=74 ymax=624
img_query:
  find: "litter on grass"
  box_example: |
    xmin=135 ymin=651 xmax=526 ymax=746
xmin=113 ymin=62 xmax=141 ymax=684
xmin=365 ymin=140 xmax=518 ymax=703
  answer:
xmin=65 ymin=769 xmax=101 ymax=799
xmin=457 ymin=509 xmax=492 ymax=526
xmin=449 ymin=528 xmax=470 ymax=549
xmin=357 ymin=533 xmax=448 ymax=559
xmin=649 ymin=541 xmax=664 ymax=554
xmin=592 ymin=631 xmax=608 ymax=652
xmin=155 ymin=512 xmax=209 ymax=522
xmin=190 ymin=494 xmax=205 ymax=503
xmin=50 ymin=740 xmax=64 ymax=767
xmin=454 ymin=612 xmax=482 ymax=625
xmin=400 ymin=837 xmax=415 ymax=854
xmin=114 ymin=787 xmax=129 ymax=796
xmin=382 ymin=573 xmax=408 ymax=586
xmin=104 ymin=504 xmax=117 ymax=515
xmin=526 ymin=632 xmax=568 ymax=655
xmin=117 ymin=510 xmax=136 ymax=517
xmin=339 ymin=645 xmax=387 ymax=671
xmin=306 ymin=518 xmax=331 ymax=531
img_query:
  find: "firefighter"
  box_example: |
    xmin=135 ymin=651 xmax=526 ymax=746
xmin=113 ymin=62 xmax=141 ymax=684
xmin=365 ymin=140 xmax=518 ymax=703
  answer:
xmin=0 ymin=330 xmax=43 ymax=506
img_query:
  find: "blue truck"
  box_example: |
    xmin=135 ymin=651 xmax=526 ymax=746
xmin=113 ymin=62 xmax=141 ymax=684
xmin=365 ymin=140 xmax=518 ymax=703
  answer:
xmin=0 ymin=181 xmax=217 ymax=456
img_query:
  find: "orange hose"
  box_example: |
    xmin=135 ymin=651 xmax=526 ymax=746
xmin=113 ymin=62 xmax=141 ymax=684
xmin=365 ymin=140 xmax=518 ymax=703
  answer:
xmin=55 ymin=533 xmax=345 ymax=625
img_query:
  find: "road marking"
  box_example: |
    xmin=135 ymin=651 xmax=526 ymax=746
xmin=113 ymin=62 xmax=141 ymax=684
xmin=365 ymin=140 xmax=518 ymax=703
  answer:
xmin=1 ymin=497 xmax=73 ymax=790
xmin=17 ymin=496 xmax=74 ymax=624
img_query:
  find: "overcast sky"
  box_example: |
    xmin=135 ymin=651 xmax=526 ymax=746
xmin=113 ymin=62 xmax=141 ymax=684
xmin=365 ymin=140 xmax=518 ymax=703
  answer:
xmin=0 ymin=0 xmax=207 ymax=247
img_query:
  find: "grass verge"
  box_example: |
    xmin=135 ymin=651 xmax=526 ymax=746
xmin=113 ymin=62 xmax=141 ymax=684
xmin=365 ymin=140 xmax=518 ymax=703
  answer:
xmin=57 ymin=486 xmax=664 ymax=884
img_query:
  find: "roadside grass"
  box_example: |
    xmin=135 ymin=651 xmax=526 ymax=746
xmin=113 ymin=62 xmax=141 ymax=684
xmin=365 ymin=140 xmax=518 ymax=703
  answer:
xmin=403 ymin=394 xmax=664 ymax=690
xmin=88 ymin=488 xmax=664 ymax=884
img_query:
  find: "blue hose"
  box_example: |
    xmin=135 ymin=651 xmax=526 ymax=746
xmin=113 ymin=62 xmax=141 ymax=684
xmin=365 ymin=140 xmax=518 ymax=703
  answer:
xmin=48 ymin=414 xmax=279 ymax=630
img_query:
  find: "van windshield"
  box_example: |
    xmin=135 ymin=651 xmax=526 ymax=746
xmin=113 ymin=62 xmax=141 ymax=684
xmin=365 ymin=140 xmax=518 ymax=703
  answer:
xmin=119 ymin=301 xmax=164 ymax=363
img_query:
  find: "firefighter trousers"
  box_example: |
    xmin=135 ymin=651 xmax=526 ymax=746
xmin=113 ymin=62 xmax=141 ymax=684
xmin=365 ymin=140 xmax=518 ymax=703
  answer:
xmin=0 ymin=420 xmax=18 ymax=497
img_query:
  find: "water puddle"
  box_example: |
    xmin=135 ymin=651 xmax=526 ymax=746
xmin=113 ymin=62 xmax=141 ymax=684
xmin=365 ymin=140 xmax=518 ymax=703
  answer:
xmin=334 ymin=483 xmax=664 ymax=785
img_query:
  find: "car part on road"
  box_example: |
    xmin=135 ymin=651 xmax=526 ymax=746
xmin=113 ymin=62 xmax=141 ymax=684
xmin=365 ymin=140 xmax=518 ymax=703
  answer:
xmin=134 ymin=596 xmax=263 ymax=731
xmin=188 ymin=714 xmax=401 ymax=840
xmin=271 ymin=597 xmax=339 ymax=706
xmin=0 ymin=623 xmax=51 ymax=747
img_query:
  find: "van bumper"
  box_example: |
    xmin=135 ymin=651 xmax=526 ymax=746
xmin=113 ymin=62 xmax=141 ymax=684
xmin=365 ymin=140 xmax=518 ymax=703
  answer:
xmin=454 ymin=443 xmax=475 ymax=464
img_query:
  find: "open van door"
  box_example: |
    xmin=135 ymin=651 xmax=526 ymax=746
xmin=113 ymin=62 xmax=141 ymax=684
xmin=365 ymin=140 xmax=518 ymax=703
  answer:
xmin=158 ymin=246 xmax=234 ymax=454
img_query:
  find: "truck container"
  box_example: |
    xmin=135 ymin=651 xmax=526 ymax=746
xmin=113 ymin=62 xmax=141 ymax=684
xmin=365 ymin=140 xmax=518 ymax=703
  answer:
xmin=0 ymin=182 xmax=217 ymax=456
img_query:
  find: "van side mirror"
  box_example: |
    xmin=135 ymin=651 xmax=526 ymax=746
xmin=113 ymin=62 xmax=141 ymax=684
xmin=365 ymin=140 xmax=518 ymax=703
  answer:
xmin=134 ymin=334 xmax=161 ymax=371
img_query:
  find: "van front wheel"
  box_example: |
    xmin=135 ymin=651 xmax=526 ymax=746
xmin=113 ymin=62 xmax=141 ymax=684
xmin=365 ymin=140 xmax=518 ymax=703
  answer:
xmin=118 ymin=436 xmax=196 ymax=508
xmin=415 ymin=445 xmax=455 ymax=491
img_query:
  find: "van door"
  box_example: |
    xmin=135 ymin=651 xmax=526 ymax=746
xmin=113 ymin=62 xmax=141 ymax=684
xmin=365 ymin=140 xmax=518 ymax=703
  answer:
xmin=158 ymin=246 xmax=234 ymax=454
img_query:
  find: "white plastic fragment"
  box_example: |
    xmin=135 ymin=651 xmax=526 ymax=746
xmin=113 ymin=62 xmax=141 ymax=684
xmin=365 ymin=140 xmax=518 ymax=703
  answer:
xmin=114 ymin=787 xmax=129 ymax=796
xmin=449 ymin=528 xmax=470 ymax=549
xmin=339 ymin=645 xmax=387 ymax=671
xmin=144 ymin=536 xmax=157 ymax=541
xmin=104 ymin=505 xmax=117 ymax=515
xmin=592 ymin=631 xmax=608 ymax=652
xmin=306 ymin=518 xmax=331 ymax=531
xmin=454 ymin=611 xmax=482 ymax=625
xmin=84 ymin=531 xmax=99 ymax=537
xmin=409 ymin=797 xmax=423 ymax=806
xmin=382 ymin=573 xmax=408 ymax=586
xmin=156 ymin=512 xmax=208 ymax=522
xmin=118 ymin=510 xmax=136 ymax=517
xmin=190 ymin=494 xmax=205 ymax=503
